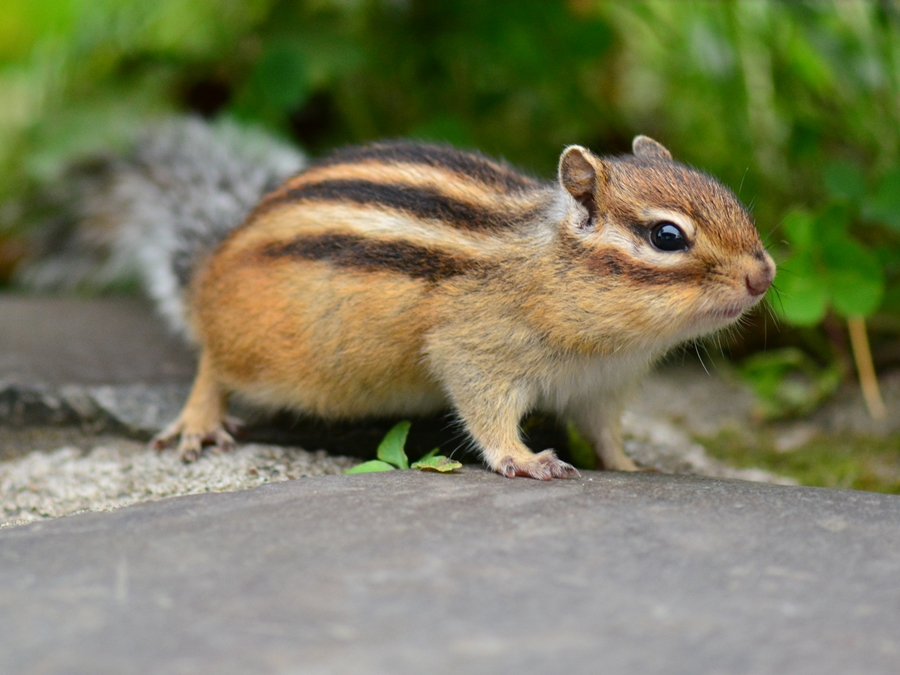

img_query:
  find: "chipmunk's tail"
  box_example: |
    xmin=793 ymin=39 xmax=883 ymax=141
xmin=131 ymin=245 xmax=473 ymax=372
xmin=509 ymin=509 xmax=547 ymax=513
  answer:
xmin=15 ymin=116 xmax=306 ymax=339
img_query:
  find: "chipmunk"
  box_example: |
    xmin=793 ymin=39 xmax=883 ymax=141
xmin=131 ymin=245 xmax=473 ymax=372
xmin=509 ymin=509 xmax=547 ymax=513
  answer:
xmin=139 ymin=131 xmax=774 ymax=479
xmin=17 ymin=119 xmax=774 ymax=479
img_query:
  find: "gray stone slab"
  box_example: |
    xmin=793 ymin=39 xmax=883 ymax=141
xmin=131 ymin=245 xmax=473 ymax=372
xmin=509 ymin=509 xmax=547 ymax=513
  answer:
xmin=0 ymin=381 xmax=190 ymax=434
xmin=0 ymin=295 xmax=195 ymax=386
xmin=0 ymin=470 xmax=898 ymax=675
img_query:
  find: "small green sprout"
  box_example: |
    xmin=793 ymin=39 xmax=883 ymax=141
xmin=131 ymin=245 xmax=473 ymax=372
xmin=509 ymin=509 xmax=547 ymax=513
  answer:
xmin=411 ymin=449 xmax=462 ymax=472
xmin=344 ymin=421 xmax=462 ymax=474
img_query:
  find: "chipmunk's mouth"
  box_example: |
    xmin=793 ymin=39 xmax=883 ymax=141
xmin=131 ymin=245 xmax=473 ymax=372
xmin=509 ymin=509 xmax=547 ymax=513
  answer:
xmin=681 ymin=288 xmax=767 ymax=340
xmin=701 ymin=301 xmax=749 ymax=326
xmin=706 ymin=286 xmax=768 ymax=324
xmin=714 ymin=305 xmax=744 ymax=320
xmin=680 ymin=301 xmax=751 ymax=342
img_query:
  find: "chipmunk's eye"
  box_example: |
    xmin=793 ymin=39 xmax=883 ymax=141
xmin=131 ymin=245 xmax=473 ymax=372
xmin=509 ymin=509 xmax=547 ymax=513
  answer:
xmin=650 ymin=222 xmax=688 ymax=252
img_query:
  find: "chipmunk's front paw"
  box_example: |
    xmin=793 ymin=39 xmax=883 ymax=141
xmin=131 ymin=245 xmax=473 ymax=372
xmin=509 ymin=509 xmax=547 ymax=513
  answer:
xmin=495 ymin=449 xmax=580 ymax=480
xmin=152 ymin=416 xmax=242 ymax=463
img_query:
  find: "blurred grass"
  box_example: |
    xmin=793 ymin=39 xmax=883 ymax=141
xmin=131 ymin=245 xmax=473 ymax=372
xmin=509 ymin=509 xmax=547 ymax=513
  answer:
xmin=701 ymin=430 xmax=900 ymax=494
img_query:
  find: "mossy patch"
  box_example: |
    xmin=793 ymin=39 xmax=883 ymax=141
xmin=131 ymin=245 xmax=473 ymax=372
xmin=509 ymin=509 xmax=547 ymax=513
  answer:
xmin=700 ymin=430 xmax=900 ymax=494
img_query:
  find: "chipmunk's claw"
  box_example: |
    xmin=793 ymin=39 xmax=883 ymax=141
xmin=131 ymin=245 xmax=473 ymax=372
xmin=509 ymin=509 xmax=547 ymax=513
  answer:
xmin=222 ymin=415 xmax=244 ymax=435
xmin=495 ymin=449 xmax=580 ymax=480
xmin=151 ymin=417 xmax=242 ymax=463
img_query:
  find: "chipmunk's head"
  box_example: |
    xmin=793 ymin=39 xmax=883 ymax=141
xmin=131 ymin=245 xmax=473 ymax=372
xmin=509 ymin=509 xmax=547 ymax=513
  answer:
xmin=554 ymin=135 xmax=774 ymax=350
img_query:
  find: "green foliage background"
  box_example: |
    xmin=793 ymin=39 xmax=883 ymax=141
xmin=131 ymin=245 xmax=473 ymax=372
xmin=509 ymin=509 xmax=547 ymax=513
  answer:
xmin=2 ymin=0 xmax=900 ymax=371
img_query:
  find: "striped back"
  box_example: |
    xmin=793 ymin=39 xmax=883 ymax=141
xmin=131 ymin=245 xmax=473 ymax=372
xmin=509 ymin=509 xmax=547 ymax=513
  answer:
xmin=232 ymin=141 xmax=554 ymax=282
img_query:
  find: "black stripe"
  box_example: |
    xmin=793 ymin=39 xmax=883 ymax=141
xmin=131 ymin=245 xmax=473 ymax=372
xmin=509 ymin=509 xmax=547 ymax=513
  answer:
xmin=559 ymin=229 xmax=703 ymax=286
xmin=313 ymin=141 xmax=541 ymax=193
xmin=266 ymin=179 xmax=524 ymax=232
xmin=586 ymin=249 xmax=704 ymax=285
xmin=263 ymin=233 xmax=478 ymax=283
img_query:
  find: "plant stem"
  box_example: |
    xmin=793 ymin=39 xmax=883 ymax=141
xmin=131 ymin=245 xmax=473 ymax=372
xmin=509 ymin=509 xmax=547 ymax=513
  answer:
xmin=847 ymin=316 xmax=886 ymax=420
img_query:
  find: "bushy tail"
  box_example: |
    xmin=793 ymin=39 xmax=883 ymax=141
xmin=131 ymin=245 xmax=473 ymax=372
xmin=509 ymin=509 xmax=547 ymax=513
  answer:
xmin=16 ymin=116 xmax=306 ymax=338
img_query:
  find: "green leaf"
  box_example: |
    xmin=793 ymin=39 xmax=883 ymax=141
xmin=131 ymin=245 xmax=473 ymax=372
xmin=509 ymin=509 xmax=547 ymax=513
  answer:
xmin=775 ymin=205 xmax=885 ymax=323
xmin=773 ymin=254 xmax=828 ymax=326
xmin=863 ymin=168 xmax=900 ymax=231
xmin=816 ymin=203 xmax=852 ymax=236
xmin=411 ymin=456 xmax=463 ymax=472
xmin=828 ymin=269 xmax=885 ymax=318
xmin=376 ymin=421 xmax=411 ymax=470
xmin=821 ymin=234 xmax=885 ymax=317
xmin=781 ymin=209 xmax=815 ymax=249
xmin=775 ymin=280 xmax=827 ymax=326
xmin=823 ymin=161 xmax=866 ymax=204
xmin=345 ymin=460 xmax=397 ymax=474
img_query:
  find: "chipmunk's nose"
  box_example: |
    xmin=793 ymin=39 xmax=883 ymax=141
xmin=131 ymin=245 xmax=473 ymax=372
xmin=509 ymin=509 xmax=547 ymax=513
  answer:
xmin=745 ymin=252 xmax=775 ymax=297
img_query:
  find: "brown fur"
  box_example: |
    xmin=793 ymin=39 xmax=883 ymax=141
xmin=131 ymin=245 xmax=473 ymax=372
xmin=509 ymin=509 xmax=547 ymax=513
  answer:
xmin=155 ymin=137 xmax=775 ymax=480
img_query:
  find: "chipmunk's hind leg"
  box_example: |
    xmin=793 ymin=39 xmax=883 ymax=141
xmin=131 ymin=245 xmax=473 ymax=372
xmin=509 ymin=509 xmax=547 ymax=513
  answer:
xmin=568 ymin=398 xmax=638 ymax=472
xmin=152 ymin=351 xmax=238 ymax=462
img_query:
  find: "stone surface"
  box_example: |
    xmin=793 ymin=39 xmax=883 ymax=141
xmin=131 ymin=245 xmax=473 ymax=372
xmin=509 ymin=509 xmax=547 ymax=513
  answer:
xmin=0 ymin=470 xmax=898 ymax=674
xmin=0 ymin=295 xmax=196 ymax=386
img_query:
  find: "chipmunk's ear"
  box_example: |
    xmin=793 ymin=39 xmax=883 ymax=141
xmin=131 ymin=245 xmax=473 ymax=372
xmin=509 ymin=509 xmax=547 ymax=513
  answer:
xmin=632 ymin=135 xmax=672 ymax=161
xmin=559 ymin=145 xmax=607 ymax=228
